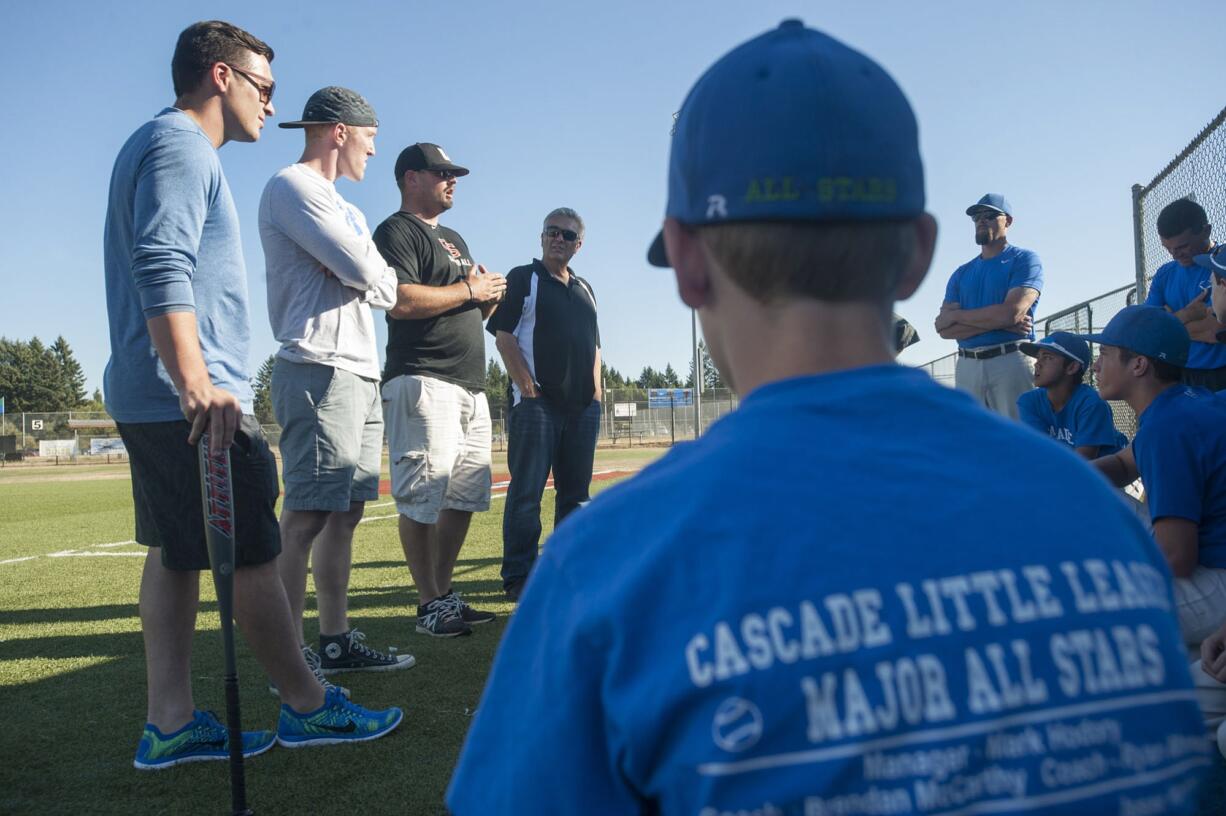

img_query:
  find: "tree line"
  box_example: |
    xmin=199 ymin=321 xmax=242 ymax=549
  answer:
xmin=0 ymin=336 xmax=102 ymax=414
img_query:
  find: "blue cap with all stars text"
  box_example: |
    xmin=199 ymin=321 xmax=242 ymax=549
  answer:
xmin=647 ymin=19 xmax=925 ymax=267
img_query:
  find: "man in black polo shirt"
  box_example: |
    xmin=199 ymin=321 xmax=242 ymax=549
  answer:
xmin=489 ymin=208 xmax=601 ymax=601
xmin=373 ymin=142 xmax=506 ymax=637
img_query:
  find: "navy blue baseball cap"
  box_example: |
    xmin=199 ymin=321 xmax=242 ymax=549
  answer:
xmin=966 ymin=193 xmax=1012 ymax=217
xmin=1019 ymin=331 xmax=1091 ymax=368
xmin=1194 ymin=244 xmax=1226 ymax=279
xmin=1075 ymin=305 xmax=1189 ymax=368
xmin=647 ymin=19 xmax=925 ymax=267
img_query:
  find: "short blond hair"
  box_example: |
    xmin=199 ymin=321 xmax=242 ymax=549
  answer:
xmin=696 ymin=220 xmax=916 ymax=305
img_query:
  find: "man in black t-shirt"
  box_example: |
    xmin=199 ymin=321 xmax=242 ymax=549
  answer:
xmin=372 ymin=143 xmax=506 ymax=637
xmin=487 ymin=208 xmax=602 ymax=601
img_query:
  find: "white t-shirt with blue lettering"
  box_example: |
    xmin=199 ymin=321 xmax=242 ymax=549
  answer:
xmin=449 ymin=365 xmax=1207 ymax=815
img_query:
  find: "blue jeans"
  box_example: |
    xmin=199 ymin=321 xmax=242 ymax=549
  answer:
xmin=501 ymin=398 xmax=601 ymax=591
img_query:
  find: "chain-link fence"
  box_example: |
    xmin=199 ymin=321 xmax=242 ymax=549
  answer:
xmin=0 ymin=411 xmax=124 ymax=463
xmin=486 ymin=388 xmax=740 ymax=450
xmin=2 ymin=390 xmax=743 ymax=465
xmin=1133 ymin=105 xmax=1226 ymax=299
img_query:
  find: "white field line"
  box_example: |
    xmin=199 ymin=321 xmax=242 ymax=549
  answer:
xmin=47 ymin=551 xmax=145 ymax=558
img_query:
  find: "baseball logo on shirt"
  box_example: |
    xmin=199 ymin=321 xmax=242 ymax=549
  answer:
xmin=711 ymin=696 xmax=763 ymax=753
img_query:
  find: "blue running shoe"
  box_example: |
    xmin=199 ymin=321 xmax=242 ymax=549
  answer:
xmin=133 ymin=710 xmax=275 ymax=771
xmin=276 ymin=687 xmax=403 ymax=747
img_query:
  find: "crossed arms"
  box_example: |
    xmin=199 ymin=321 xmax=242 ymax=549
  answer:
xmin=935 ymin=286 xmax=1039 ymax=341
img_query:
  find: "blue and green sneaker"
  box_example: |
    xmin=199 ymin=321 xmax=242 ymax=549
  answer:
xmin=133 ymin=710 xmax=275 ymax=771
xmin=276 ymin=687 xmax=403 ymax=747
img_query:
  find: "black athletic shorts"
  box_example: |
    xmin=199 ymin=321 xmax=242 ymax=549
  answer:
xmin=117 ymin=415 xmax=282 ymax=571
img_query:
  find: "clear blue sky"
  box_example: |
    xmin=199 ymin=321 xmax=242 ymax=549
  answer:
xmin=5 ymin=1 xmax=1226 ymax=394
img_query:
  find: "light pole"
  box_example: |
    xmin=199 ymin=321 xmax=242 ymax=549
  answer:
xmin=692 ymin=310 xmax=702 ymax=438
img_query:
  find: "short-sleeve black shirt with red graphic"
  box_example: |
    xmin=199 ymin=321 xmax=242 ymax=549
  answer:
xmin=372 ymin=211 xmax=485 ymax=390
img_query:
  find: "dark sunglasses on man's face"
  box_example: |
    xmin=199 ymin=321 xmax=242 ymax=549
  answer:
xmin=543 ymin=226 xmax=579 ymax=242
xmin=427 ymin=169 xmax=458 ymax=181
xmin=971 ymin=211 xmax=1003 ymax=223
xmin=224 ymin=63 xmax=275 ymax=104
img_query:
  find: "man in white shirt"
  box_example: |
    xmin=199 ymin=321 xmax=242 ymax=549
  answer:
xmin=259 ymin=86 xmax=412 ymax=678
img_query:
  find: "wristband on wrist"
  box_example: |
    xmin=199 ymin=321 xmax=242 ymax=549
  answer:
xmin=464 ymin=279 xmax=474 ymax=303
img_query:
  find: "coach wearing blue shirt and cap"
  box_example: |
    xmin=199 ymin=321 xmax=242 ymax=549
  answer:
xmin=936 ymin=194 xmax=1043 ymax=419
xmin=1087 ymin=305 xmax=1226 ymax=649
xmin=1017 ymin=331 xmax=1127 ymax=459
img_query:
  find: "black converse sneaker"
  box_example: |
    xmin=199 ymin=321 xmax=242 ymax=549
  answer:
xmin=267 ymin=644 xmax=351 ymax=698
xmin=416 ymin=598 xmax=473 ymax=637
xmin=439 ymin=590 xmax=496 ymax=625
xmin=319 ymin=629 xmax=416 ymax=674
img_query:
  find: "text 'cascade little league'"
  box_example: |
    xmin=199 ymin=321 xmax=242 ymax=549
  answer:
xmin=685 ymin=559 xmax=1175 ymax=737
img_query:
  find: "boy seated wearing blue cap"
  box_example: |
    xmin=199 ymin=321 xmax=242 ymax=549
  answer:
xmin=1017 ymin=331 xmax=1127 ymax=459
xmin=1087 ymin=305 xmax=1226 ymax=650
xmin=447 ymin=22 xmax=1208 ymax=816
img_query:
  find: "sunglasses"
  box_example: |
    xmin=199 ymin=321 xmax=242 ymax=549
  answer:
xmin=224 ymin=64 xmax=275 ymax=104
xmin=971 ymin=211 xmax=1004 ymax=223
xmin=543 ymin=226 xmax=579 ymax=242
xmin=426 ymin=169 xmax=459 ymax=181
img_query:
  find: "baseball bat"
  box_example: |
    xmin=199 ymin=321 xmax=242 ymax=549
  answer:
xmin=199 ymin=434 xmax=254 ymax=816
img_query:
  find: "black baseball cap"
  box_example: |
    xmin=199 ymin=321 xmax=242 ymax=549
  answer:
xmin=394 ymin=143 xmax=470 ymax=181
xmin=279 ymin=86 xmax=378 ymax=129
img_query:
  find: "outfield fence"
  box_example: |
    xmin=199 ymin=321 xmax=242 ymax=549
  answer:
xmin=8 ymin=390 xmax=742 ymax=464
xmin=0 ymin=411 xmax=122 ymax=462
xmin=486 ymin=387 xmax=740 ymax=450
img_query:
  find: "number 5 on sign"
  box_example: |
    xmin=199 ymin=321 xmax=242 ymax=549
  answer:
xmin=32 ymin=420 xmax=44 ymax=430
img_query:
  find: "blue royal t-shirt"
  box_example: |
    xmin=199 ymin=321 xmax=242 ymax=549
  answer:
xmin=448 ymin=365 xmax=1207 ymax=816
xmin=1133 ymin=385 xmax=1226 ymax=569
xmin=1017 ymin=384 xmax=1128 ymax=456
xmin=944 ymin=245 xmax=1043 ymax=348
xmin=1144 ymin=257 xmax=1226 ymax=371
xmin=103 ymin=108 xmax=254 ymax=422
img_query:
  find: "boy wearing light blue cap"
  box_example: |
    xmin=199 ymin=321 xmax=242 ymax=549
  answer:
xmin=449 ymin=22 xmax=1208 ymax=814
xmin=1017 ymin=331 xmax=1127 ymax=458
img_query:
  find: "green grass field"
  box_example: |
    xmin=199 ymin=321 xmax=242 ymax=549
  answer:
xmin=0 ymin=447 xmax=664 ymax=815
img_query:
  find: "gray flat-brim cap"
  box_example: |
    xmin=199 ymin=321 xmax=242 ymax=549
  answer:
xmin=279 ymin=86 xmax=378 ymax=128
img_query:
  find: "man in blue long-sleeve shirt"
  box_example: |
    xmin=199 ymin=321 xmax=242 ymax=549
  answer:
xmin=104 ymin=20 xmax=400 ymax=771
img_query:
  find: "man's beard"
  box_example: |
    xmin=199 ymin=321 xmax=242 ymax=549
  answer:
xmin=974 ymin=231 xmax=991 ymax=246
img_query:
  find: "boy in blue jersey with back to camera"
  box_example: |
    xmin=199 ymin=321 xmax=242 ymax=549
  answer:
xmin=1017 ymin=331 xmax=1127 ymax=459
xmin=448 ymin=20 xmax=1208 ymax=815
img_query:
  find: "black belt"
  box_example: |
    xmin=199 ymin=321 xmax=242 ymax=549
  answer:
xmin=958 ymin=342 xmax=1020 ymax=360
